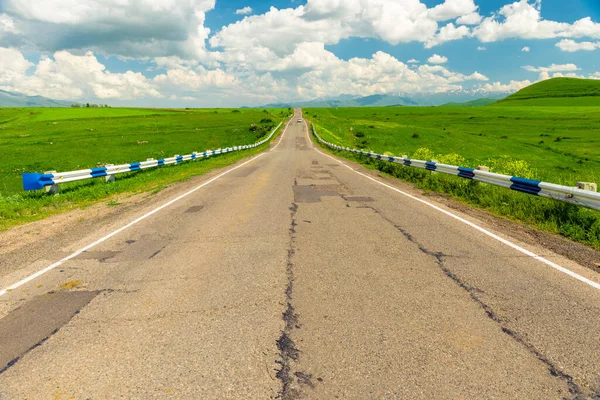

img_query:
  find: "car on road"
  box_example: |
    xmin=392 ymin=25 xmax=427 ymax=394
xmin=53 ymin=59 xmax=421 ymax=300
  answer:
xmin=297 ymin=118 xmax=302 ymax=123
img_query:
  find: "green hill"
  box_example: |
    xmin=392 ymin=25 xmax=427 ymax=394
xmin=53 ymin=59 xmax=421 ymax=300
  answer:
xmin=440 ymin=98 xmax=497 ymax=107
xmin=495 ymin=78 xmax=600 ymax=106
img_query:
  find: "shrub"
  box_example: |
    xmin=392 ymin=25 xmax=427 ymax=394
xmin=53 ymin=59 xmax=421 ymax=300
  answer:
xmin=412 ymin=133 xmax=420 ymax=139
xmin=437 ymin=153 xmax=467 ymax=166
xmin=412 ymin=148 xmax=436 ymax=161
xmin=354 ymin=131 xmax=365 ymax=138
xmin=486 ymin=156 xmax=536 ymax=178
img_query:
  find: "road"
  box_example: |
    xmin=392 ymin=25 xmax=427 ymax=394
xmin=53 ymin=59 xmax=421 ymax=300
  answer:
xmin=1 ymin=109 xmax=600 ymax=399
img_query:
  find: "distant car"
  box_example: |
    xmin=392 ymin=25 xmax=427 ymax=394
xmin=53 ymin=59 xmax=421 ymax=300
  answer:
xmin=297 ymin=118 xmax=302 ymax=122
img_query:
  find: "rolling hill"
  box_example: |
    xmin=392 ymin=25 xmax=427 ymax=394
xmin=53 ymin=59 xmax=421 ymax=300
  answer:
xmin=0 ymin=89 xmax=73 ymax=107
xmin=494 ymin=78 xmax=600 ymax=106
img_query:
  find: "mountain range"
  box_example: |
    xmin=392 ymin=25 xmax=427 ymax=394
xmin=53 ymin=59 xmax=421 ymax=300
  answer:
xmin=257 ymin=92 xmax=504 ymax=108
xmin=0 ymin=89 xmax=73 ymax=107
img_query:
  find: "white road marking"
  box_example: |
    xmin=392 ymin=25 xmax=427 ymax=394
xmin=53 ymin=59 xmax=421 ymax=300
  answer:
xmin=270 ymin=116 xmax=294 ymax=152
xmin=0 ymin=119 xmax=296 ymax=298
xmin=303 ymin=119 xmax=600 ymax=291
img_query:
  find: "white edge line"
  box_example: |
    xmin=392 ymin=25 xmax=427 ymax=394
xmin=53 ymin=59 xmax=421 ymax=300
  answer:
xmin=270 ymin=115 xmax=294 ymax=152
xmin=304 ymin=119 xmax=600 ymax=291
xmin=0 ymin=120 xmax=296 ymax=297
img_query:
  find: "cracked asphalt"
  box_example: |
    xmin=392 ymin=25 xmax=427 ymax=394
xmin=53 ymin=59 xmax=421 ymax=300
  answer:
xmin=1 ymin=109 xmax=600 ymax=399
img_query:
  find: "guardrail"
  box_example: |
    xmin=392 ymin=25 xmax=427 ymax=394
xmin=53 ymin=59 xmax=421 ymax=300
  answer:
xmin=311 ymin=124 xmax=600 ymax=211
xmin=23 ymin=121 xmax=284 ymax=192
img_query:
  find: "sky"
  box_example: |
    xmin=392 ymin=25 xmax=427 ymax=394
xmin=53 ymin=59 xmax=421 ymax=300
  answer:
xmin=0 ymin=0 xmax=599 ymax=107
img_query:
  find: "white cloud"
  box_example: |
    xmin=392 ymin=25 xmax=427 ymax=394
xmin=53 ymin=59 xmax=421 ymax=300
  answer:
xmin=473 ymin=0 xmax=600 ymax=43
xmin=522 ymin=46 xmax=530 ymax=52
xmin=522 ymin=63 xmax=580 ymax=72
xmin=0 ymin=0 xmax=218 ymax=60
xmin=210 ymin=0 xmax=483 ymax=61
xmin=556 ymin=39 xmax=600 ymax=52
xmin=154 ymin=67 xmax=236 ymax=89
xmin=295 ymin=51 xmax=487 ymax=99
xmin=477 ymin=46 xmax=486 ymax=50
xmin=475 ymin=79 xmax=533 ymax=93
xmin=0 ymin=13 xmax=17 ymax=33
xmin=426 ymin=23 xmax=470 ymax=48
xmin=428 ymin=54 xmax=448 ymax=64
xmin=236 ymin=6 xmax=253 ymax=15
xmin=427 ymin=0 xmax=478 ymax=22
xmin=457 ymin=12 xmax=482 ymax=25
xmin=407 ymin=59 xmax=419 ymax=64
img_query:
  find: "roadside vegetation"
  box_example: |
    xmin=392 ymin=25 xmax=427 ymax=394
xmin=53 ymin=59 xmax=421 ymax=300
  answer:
xmin=0 ymin=107 xmax=288 ymax=229
xmin=306 ymin=78 xmax=600 ymax=249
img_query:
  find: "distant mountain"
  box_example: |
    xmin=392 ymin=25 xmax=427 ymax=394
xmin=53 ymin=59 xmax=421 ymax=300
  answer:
xmin=440 ymin=98 xmax=498 ymax=107
xmin=494 ymin=78 xmax=600 ymax=106
xmin=0 ymin=89 xmax=73 ymax=107
xmin=257 ymin=92 xmax=505 ymax=109
xmin=258 ymin=94 xmax=419 ymax=108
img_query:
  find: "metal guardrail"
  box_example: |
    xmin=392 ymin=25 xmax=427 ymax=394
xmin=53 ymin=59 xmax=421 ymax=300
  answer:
xmin=22 ymin=121 xmax=284 ymax=191
xmin=311 ymin=124 xmax=600 ymax=211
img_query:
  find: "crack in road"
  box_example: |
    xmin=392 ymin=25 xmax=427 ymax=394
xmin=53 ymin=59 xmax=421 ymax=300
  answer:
xmin=275 ymin=177 xmax=302 ymax=400
xmin=363 ymin=204 xmax=590 ymax=400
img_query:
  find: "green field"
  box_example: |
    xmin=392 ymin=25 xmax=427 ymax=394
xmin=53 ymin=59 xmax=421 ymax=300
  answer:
xmin=306 ymin=105 xmax=600 ymax=184
xmin=0 ymin=107 xmax=288 ymax=229
xmin=305 ymin=78 xmax=600 ymax=248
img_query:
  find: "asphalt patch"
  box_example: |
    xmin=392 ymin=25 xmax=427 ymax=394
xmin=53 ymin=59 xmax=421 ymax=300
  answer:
xmin=293 ymin=185 xmax=339 ymax=203
xmin=344 ymin=196 xmax=374 ymax=202
xmin=0 ymin=290 xmax=99 ymax=374
xmin=185 ymin=205 xmax=204 ymax=213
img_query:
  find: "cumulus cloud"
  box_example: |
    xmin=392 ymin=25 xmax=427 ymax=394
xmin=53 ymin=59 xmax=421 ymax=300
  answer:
xmin=407 ymin=59 xmax=419 ymax=64
xmin=473 ymin=0 xmax=600 ymax=43
xmin=556 ymin=39 xmax=600 ymax=52
xmin=0 ymin=0 xmax=218 ymax=60
xmin=210 ymin=0 xmax=483 ymax=61
xmin=427 ymin=0 xmax=478 ymax=22
xmin=0 ymin=49 xmax=161 ymax=100
xmin=475 ymin=79 xmax=533 ymax=93
xmin=425 ymin=23 xmax=470 ymax=48
xmin=296 ymin=51 xmax=487 ymax=99
xmin=236 ymin=7 xmax=253 ymax=15
xmin=428 ymin=54 xmax=448 ymax=64
xmin=457 ymin=12 xmax=482 ymax=25
xmin=522 ymin=63 xmax=580 ymax=72
xmin=522 ymin=46 xmax=531 ymax=52
xmin=477 ymin=46 xmax=486 ymax=50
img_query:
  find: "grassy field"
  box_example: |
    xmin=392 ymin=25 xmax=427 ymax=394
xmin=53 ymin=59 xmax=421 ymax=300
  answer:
xmin=305 ymin=80 xmax=600 ymax=248
xmin=0 ymin=107 xmax=288 ymax=229
xmin=305 ymin=105 xmax=600 ymax=184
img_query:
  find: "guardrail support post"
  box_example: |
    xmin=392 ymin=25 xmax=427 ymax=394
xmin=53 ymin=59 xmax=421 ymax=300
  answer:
xmin=476 ymin=165 xmax=490 ymax=172
xmin=577 ymin=182 xmax=598 ymax=192
xmin=44 ymin=171 xmax=59 ymax=194
xmin=105 ymin=165 xmax=115 ymax=183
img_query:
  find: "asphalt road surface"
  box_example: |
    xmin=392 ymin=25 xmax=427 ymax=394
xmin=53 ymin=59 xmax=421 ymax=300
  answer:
xmin=1 ymin=109 xmax=600 ymax=399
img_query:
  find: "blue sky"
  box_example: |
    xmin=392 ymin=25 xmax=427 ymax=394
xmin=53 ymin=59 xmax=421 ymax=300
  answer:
xmin=0 ymin=0 xmax=599 ymax=107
